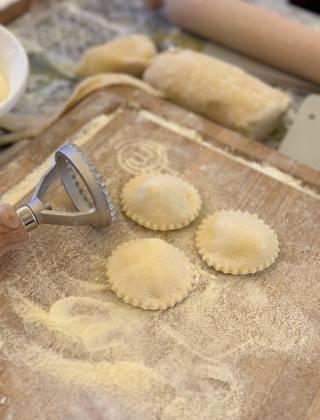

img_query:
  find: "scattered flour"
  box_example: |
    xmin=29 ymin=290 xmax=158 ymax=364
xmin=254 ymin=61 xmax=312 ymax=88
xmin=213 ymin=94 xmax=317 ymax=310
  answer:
xmin=0 ymin=111 xmax=319 ymax=419
xmin=140 ymin=110 xmax=320 ymax=200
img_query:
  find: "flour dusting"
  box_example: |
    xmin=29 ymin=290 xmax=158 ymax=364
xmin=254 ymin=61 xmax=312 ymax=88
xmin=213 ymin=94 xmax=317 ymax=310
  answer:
xmin=0 ymin=111 xmax=319 ymax=419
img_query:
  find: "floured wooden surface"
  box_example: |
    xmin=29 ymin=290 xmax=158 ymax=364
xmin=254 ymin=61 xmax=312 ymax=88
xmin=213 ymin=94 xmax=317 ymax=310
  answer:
xmin=0 ymin=90 xmax=320 ymax=420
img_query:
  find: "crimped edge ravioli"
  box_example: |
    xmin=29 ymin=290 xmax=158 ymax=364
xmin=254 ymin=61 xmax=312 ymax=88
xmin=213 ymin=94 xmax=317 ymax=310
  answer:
xmin=121 ymin=173 xmax=202 ymax=231
xmin=107 ymin=238 xmax=197 ymax=310
xmin=195 ymin=210 xmax=279 ymax=275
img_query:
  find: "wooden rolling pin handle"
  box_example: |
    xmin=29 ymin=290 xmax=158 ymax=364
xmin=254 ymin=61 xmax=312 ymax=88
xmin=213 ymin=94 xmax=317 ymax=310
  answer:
xmin=146 ymin=0 xmax=320 ymax=85
xmin=0 ymin=203 xmax=29 ymax=256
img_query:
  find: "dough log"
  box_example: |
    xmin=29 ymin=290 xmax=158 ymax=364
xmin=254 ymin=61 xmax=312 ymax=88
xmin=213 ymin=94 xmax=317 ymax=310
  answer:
xmin=143 ymin=50 xmax=290 ymax=140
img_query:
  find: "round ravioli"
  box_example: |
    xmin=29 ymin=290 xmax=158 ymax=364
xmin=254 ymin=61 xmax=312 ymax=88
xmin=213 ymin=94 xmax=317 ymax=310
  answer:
xmin=121 ymin=173 xmax=201 ymax=231
xmin=195 ymin=210 xmax=279 ymax=275
xmin=107 ymin=238 xmax=196 ymax=310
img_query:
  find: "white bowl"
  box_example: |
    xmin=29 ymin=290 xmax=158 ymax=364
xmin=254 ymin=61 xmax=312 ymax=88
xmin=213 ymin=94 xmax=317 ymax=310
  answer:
xmin=0 ymin=25 xmax=28 ymax=117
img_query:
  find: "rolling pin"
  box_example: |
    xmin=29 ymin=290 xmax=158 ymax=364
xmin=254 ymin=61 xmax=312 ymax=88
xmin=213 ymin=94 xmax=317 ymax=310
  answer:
xmin=144 ymin=0 xmax=320 ymax=85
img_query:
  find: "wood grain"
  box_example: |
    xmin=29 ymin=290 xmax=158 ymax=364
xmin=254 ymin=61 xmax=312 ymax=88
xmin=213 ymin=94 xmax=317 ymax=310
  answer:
xmin=0 ymin=86 xmax=319 ymax=196
xmin=0 ymin=86 xmax=319 ymax=419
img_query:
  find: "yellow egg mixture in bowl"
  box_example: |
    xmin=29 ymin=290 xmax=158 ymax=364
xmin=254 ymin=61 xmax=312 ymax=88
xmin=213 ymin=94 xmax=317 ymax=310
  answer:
xmin=0 ymin=68 xmax=9 ymax=101
xmin=0 ymin=25 xmax=28 ymax=117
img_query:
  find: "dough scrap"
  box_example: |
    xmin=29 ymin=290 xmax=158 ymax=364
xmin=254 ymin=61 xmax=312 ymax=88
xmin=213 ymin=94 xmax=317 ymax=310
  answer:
xmin=107 ymin=238 xmax=196 ymax=310
xmin=143 ymin=49 xmax=291 ymax=140
xmin=76 ymin=34 xmax=157 ymax=78
xmin=195 ymin=210 xmax=279 ymax=275
xmin=121 ymin=173 xmax=202 ymax=231
xmin=0 ymin=73 xmax=163 ymax=144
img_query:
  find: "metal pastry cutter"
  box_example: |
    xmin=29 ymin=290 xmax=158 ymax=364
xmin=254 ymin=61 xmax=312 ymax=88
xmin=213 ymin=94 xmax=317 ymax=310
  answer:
xmin=16 ymin=144 xmax=116 ymax=231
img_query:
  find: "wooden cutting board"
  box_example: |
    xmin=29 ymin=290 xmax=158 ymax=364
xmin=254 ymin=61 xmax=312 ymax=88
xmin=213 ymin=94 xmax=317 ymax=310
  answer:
xmin=0 ymin=86 xmax=319 ymax=420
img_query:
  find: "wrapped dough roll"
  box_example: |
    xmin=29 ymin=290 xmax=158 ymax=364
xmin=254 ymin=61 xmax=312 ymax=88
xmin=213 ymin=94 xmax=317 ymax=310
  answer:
xmin=76 ymin=34 xmax=157 ymax=78
xmin=143 ymin=50 xmax=290 ymax=140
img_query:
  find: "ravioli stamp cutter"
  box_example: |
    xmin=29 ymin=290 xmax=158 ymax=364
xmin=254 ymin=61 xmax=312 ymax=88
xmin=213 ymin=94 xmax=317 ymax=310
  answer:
xmin=0 ymin=143 xmax=116 ymax=254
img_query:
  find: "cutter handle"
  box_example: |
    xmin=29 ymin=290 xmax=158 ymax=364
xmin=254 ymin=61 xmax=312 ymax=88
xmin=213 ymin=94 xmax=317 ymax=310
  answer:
xmin=0 ymin=203 xmax=29 ymax=256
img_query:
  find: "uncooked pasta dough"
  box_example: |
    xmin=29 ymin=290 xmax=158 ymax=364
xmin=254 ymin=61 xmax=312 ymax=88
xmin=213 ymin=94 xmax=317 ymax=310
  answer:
xmin=76 ymin=34 xmax=157 ymax=78
xmin=143 ymin=49 xmax=290 ymax=140
xmin=121 ymin=173 xmax=202 ymax=231
xmin=195 ymin=210 xmax=279 ymax=274
xmin=107 ymin=238 xmax=197 ymax=310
